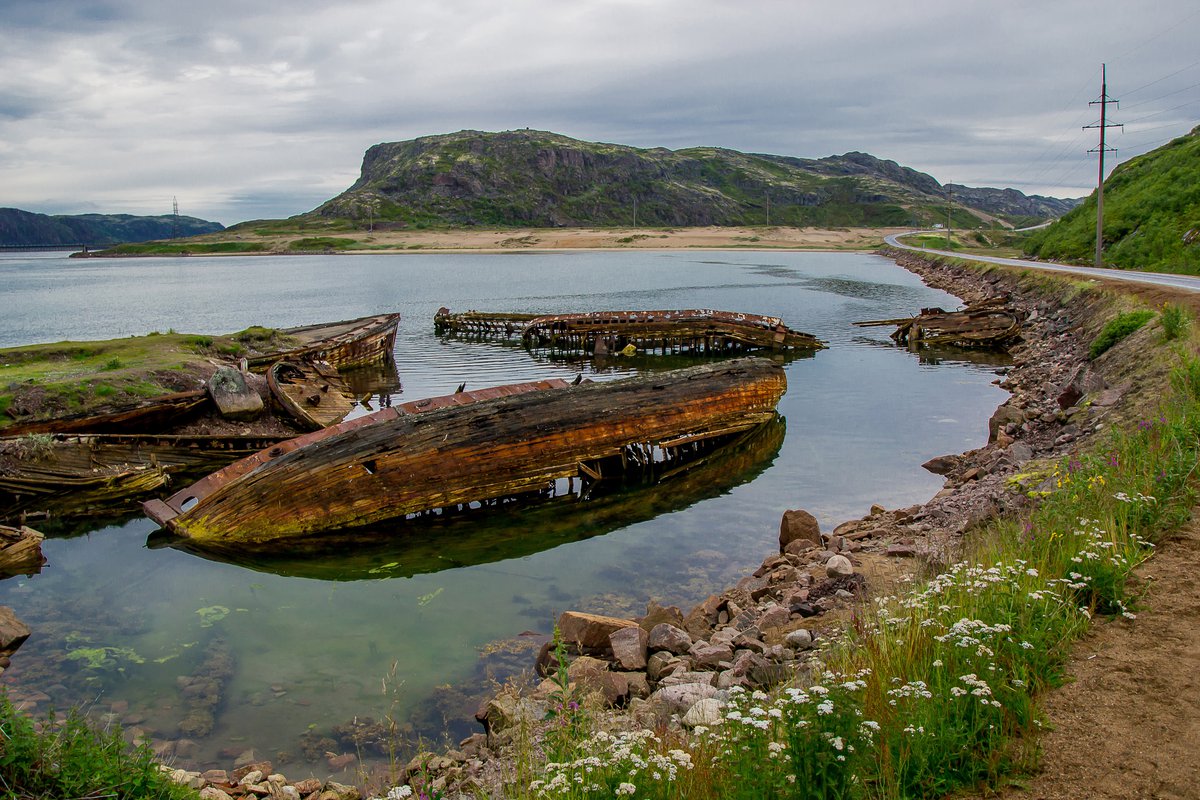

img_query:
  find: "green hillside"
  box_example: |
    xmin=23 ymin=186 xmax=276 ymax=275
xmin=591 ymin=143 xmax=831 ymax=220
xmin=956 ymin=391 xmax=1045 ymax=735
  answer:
xmin=263 ymin=130 xmax=1076 ymax=232
xmin=0 ymin=208 xmax=223 ymax=246
xmin=1024 ymin=125 xmax=1200 ymax=273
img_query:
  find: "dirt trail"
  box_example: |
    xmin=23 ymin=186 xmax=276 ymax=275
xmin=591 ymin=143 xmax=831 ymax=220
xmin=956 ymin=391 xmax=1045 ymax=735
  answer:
xmin=992 ymin=513 xmax=1200 ymax=799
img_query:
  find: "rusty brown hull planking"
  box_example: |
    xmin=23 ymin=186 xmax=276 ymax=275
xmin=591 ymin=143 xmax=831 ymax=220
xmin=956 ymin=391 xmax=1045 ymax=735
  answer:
xmin=0 ymin=525 xmax=45 ymax=578
xmin=2 ymin=390 xmax=210 ymax=437
xmin=434 ymin=308 xmax=826 ymax=354
xmin=854 ymin=299 xmax=1021 ymax=349
xmin=246 ymin=313 xmax=400 ymax=370
xmin=266 ymin=360 xmax=355 ymax=430
xmin=144 ymin=358 xmax=786 ymax=546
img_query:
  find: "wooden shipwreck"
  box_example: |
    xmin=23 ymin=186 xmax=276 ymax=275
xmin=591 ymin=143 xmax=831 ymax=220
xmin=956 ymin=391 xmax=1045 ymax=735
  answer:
xmin=854 ymin=299 xmax=1021 ymax=349
xmin=144 ymin=358 xmax=786 ymax=546
xmin=152 ymin=416 xmax=786 ymax=577
xmin=1 ymin=432 xmax=291 ymax=522
xmin=0 ymin=525 xmax=45 ymax=579
xmin=245 ymin=313 xmax=400 ymax=370
xmin=434 ymin=308 xmax=825 ymax=355
xmin=267 ymin=360 xmax=355 ymax=430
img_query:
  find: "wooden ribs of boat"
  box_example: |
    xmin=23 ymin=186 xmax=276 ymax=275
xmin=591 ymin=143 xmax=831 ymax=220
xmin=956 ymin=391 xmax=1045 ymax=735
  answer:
xmin=246 ymin=313 xmax=400 ymax=370
xmin=434 ymin=308 xmax=826 ymax=354
xmin=267 ymin=360 xmax=354 ymax=430
xmin=144 ymin=358 xmax=786 ymax=545
xmin=0 ymin=525 xmax=45 ymax=579
xmin=854 ymin=299 xmax=1021 ymax=349
xmin=1 ymin=389 xmax=209 ymax=437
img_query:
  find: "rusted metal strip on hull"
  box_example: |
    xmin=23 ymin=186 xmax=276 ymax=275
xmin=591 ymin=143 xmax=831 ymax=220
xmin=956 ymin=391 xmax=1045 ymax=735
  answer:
xmin=146 ymin=358 xmax=786 ymax=545
xmin=245 ymin=313 xmax=401 ymax=370
xmin=144 ymin=378 xmax=572 ymax=529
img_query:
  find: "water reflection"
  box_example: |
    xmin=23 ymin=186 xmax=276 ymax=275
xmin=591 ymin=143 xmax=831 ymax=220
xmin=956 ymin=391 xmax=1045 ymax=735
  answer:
xmin=150 ymin=416 xmax=785 ymax=581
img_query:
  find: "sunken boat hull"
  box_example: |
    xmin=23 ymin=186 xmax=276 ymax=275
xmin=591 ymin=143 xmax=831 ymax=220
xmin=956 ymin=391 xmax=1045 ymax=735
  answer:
xmin=145 ymin=358 xmax=786 ymax=545
xmin=246 ymin=313 xmax=400 ymax=370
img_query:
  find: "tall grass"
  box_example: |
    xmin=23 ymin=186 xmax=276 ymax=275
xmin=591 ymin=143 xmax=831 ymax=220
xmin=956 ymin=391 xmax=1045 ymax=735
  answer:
xmin=0 ymin=694 xmax=198 ymax=799
xmin=369 ymin=354 xmax=1200 ymax=800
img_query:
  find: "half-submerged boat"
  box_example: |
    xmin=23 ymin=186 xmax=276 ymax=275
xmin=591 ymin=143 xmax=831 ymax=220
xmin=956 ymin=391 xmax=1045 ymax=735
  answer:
xmin=246 ymin=313 xmax=400 ymax=370
xmin=267 ymin=360 xmax=354 ymax=430
xmin=854 ymin=299 xmax=1021 ymax=349
xmin=144 ymin=358 xmax=786 ymax=546
xmin=434 ymin=308 xmax=825 ymax=354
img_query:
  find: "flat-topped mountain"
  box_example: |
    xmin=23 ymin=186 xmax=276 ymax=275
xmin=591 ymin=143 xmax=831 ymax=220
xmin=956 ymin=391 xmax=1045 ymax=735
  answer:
xmin=0 ymin=208 xmax=223 ymax=247
xmin=306 ymin=129 xmax=1079 ymax=229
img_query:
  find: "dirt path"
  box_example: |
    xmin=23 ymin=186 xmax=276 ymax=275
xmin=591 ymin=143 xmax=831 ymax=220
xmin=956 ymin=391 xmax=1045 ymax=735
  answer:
xmin=993 ymin=513 xmax=1200 ymax=799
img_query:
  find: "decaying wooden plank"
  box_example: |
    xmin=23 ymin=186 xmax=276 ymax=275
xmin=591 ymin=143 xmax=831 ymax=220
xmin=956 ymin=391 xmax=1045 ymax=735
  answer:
xmin=146 ymin=358 xmax=786 ymax=545
xmin=245 ymin=313 xmax=400 ymax=370
xmin=854 ymin=299 xmax=1021 ymax=349
xmin=0 ymin=525 xmax=45 ymax=579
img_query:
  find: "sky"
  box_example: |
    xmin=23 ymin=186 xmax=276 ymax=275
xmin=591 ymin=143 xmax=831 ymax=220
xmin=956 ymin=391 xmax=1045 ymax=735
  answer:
xmin=1 ymin=0 xmax=1197 ymax=226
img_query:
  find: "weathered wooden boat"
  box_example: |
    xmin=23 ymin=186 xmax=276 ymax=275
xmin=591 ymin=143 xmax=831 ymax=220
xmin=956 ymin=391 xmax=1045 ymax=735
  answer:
xmin=150 ymin=416 xmax=786 ymax=577
xmin=0 ymin=525 xmax=45 ymax=579
xmin=854 ymin=299 xmax=1021 ymax=349
xmin=2 ymin=389 xmax=209 ymax=437
xmin=267 ymin=360 xmax=355 ymax=430
xmin=246 ymin=313 xmax=400 ymax=370
xmin=0 ymin=432 xmax=291 ymax=521
xmin=144 ymin=358 xmax=785 ymax=545
xmin=435 ymin=308 xmax=826 ymax=354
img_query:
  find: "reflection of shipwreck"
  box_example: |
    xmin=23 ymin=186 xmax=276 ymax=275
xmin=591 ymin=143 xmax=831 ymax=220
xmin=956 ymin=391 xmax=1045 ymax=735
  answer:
xmin=144 ymin=358 xmax=786 ymax=546
xmin=854 ymin=299 xmax=1021 ymax=349
xmin=150 ymin=415 xmax=787 ymax=579
xmin=434 ymin=308 xmax=825 ymax=355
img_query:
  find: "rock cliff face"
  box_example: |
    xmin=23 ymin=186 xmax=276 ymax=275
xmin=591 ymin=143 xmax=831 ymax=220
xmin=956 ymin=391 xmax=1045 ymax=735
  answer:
xmin=0 ymin=208 xmax=223 ymax=246
xmin=310 ymin=129 xmax=1074 ymax=229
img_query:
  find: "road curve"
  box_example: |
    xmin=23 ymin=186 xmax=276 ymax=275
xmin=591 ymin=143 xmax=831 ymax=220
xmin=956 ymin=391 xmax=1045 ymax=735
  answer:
xmin=884 ymin=232 xmax=1200 ymax=293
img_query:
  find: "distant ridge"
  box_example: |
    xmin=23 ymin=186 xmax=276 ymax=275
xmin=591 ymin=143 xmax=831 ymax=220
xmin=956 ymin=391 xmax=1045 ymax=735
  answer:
xmin=1025 ymin=124 xmax=1200 ymax=272
xmin=0 ymin=207 xmax=224 ymax=247
xmin=304 ymin=129 xmax=1080 ymax=229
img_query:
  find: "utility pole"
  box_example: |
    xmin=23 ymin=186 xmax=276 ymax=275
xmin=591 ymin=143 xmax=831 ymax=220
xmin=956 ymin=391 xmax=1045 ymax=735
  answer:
xmin=1084 ymin=64 xmax=1122 ymax=268
xmin=945 ymin=185 xmax=952 ymax=249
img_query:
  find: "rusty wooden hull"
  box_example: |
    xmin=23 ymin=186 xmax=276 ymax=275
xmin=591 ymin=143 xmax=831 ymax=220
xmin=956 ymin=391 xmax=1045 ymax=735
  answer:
xmin=267 ymin=361 xmax=354 ymax=430
xmin=153 ymin=415 xmax=786 ymax=574
xmin=246 ymin=313 xmax=400 ymax=370
xmin=435 ymin=308 xmax=825 ymax=353
xmin=0 ymin=525 xmax=45 ymax=579
xmin=855 ymin=300 xmax=1021 ymax=349
xmin=2 ymin=390 xmax=209 ymax=436
xmin=145 ymin=358 xmax=785 ymax=545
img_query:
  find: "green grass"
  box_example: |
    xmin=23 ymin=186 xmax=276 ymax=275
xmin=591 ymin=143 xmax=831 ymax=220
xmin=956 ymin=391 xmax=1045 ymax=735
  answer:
xmin=99 ymin=241 xmax=268 ymax=256
xmin=1089 ymin=310 xmax=1155 ymax=359
xmin=286 ymin=237 xmax=358 ymax=251
xmin=0 ymin=694 xmax=199 ymax=799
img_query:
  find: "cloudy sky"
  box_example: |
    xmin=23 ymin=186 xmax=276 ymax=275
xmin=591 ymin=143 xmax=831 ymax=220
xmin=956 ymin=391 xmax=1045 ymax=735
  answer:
xmin=2 ymin=0 xmax=1197 ymax=226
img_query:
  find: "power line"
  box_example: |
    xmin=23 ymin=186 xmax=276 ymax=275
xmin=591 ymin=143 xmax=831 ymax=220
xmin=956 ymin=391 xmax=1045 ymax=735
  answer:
xmin=1122 ymin=57 xmax=1200 ymax=98
xmin=1121 ymin=79 xmax=1200 ymax=111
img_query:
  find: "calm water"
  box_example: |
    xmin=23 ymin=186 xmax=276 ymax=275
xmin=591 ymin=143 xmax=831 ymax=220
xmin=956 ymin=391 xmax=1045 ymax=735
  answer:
xmin=0 ymin=250 xmax=1007 ymax=776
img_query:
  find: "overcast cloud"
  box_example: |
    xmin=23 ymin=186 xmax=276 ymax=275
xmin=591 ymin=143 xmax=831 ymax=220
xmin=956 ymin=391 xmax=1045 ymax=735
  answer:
xmin=1 ymin=0 xmax=1197 ymax=225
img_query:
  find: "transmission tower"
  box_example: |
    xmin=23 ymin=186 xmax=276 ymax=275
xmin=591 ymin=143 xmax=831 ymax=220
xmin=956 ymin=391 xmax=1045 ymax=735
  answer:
xmin=171 ymin=196 xmax=180 ymax=240
xmin=1083 ymin=64 xmax=1122 ymax=268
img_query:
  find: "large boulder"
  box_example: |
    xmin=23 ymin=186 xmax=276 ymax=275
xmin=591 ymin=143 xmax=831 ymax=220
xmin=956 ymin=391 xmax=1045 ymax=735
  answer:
xmin=779 ymin=509 xmax=822 ymax=552
xmin=556 ymin=611 xmax=638 ymax=652
xmin=207 ymin=366 xmax=263 ymax=420
xmin=647 ymin=623 xmax=692 ymax=655
xmin=609 ymin=626 xmax=649 ymax=670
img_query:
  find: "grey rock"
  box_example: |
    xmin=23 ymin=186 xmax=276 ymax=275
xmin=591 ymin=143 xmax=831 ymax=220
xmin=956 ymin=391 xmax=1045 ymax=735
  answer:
xmin=784 ymin=629 xmax=814 ymax=650
xmin=649 ymin=682 xmax=719 ymax=715
xmin=825 ymin=554 xmax=854 ymax=578
xmin=609 ymin=626 xmax=649 ymax=671
xmin=207 ymin=366 xmax=263 ymax=420
xmin=681 ymin=698 xmax=723 ymax=728
xmin=647 ymin=623 xmax=692 ymax=655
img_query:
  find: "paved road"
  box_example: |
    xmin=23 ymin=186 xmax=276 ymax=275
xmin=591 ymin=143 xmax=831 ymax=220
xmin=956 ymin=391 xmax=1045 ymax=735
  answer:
xmin=884 ymin=232 xmax=1200 ymax=293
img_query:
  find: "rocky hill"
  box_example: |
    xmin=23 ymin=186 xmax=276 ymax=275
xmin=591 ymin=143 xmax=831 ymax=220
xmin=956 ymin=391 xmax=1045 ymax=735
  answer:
xmin=306 ymin=129 xmax=1077 ymax=229
xmin=1024 ymin=125 xmax=1200 ymax=271
xmin=0 ymin=208 xmax=223 ymax=247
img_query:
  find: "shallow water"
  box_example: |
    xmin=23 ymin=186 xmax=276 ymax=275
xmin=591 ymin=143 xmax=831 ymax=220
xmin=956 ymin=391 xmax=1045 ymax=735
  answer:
xmin=0 ymin=250 xmax=1007 ymax=775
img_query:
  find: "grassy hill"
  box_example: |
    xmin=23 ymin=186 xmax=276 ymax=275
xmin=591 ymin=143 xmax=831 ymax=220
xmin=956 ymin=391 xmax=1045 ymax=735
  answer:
xmin=1024 ymin=125 xmax=1200 ymax=273
xmin=235 ymin=130 xmax=1075 ymax=233
xmin=0 ymin=208 xmax=223 ymax=247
